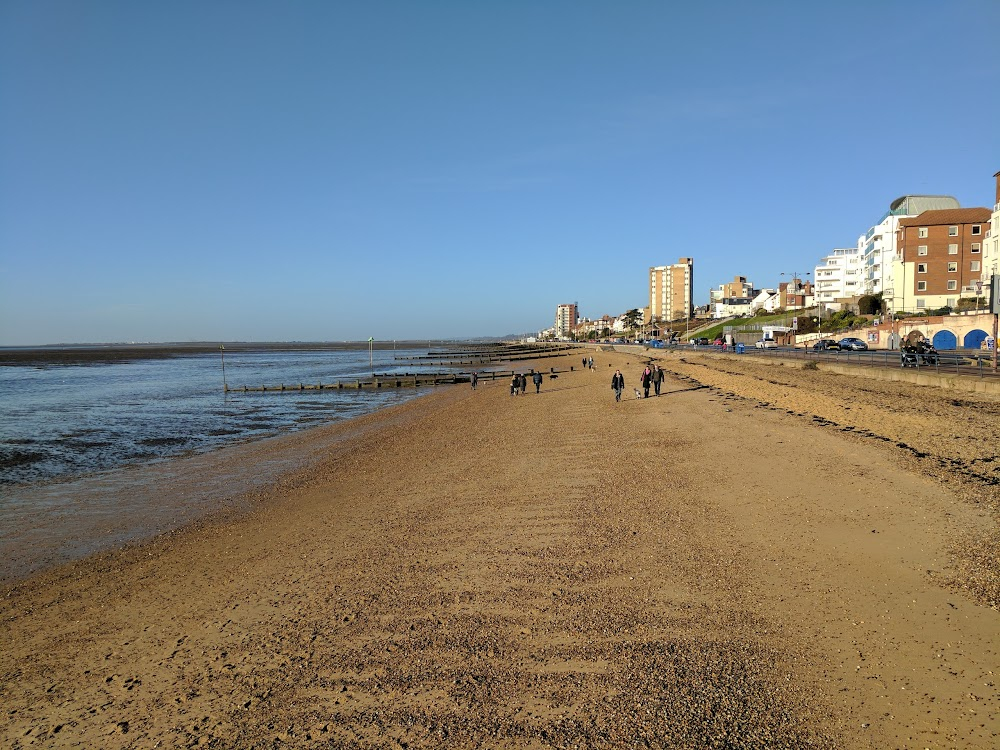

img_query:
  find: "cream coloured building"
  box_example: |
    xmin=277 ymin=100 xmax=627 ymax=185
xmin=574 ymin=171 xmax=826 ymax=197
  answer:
xmin=554 ymin=303 xmax=578 ymax=338
xmin=648 ymin=258 xmax=694 ymax=324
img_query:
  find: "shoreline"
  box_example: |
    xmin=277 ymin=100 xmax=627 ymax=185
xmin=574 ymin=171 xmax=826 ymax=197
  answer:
xmin=0 ymin=383 xmax=459 ymax=585
xmin=2 ymin=350 xmax=997 ymax=748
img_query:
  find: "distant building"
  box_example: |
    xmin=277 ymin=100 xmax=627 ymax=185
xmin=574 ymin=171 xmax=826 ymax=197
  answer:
xmin=984 ymin=172 xmax=1000 ymax=290
xmin=710 ymin=297 xmax=753 ymax=319
xmin=813 ymin=248 xmax=863 ymax=309
xmin=858 ymin=195 xmax=960 ymax=299
xmin=709 ymin=275 xmax=754 ymax=304
xmin=752 ymin=289 xmax=780 ymax=313
xmin=708 ymin=275 xmax=755 ymax=318
xmin=554 ymin=303 xmax=578 ymax=338
xmin=895 ymin=207 xmax=992 ymax=312
xmin=778 ymin=277 xmax=813 ymax=311
xmin=648 ymin=258 xmax=694 ymax=324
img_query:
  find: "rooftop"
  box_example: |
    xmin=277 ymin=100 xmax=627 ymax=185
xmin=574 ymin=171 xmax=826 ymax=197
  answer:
xmin=898 ymin=207 xmax=992 ymax=227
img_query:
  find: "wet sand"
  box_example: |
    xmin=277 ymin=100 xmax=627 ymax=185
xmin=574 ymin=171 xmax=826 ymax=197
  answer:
xmin=1 ymin=350 xmax=998 ymax=748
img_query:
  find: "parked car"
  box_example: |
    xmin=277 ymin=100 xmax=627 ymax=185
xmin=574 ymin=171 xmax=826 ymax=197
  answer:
xmin=755 ymin=339 xmax=777 ymax=349
xmin=691 ymin=337 xmax=710 ymax=345
xmin=812 ymin=339 xmax=841 ymax=351
xmin=838 ymin=337 xmax=868 ymax=351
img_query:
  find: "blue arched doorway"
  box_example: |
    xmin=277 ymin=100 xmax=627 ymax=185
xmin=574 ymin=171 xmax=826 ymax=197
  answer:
xmin=932 ymin=330 xmax=957 ymax=350
xmin=964 ymin=329 xmax=988 ymax=350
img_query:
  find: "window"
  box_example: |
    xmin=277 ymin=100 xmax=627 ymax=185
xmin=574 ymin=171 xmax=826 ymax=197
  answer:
xmin=949 ymin=244 xmax=958 ymax=254
xmin=917 ymin=263 xmax=928 ymax=273
xmin=918 ymin=228 xmax=928 ymax=238
xmin=948 ymin=262 xmax=958 ymax=272
xmin=918 ymin=245 xmax=928 ymax=255
xmin=917 ymin=281 xmax=927 ymax=291
xmin=947 ymin=280 xmax=958 ymax=290
xmin=917 ymin=299 xmax=926 ymax=308
xmin=947 ymin=298 xmax=956 ymax=307
xmin=949 ymin=226 xmax=959 ymax=236
xmin=972 ymin=225 xmax=982 ymax=235
xmin=972 ymin=261 xmax=981 ymax=272
xmin=972 ymin=243 xmax=981 ymax=253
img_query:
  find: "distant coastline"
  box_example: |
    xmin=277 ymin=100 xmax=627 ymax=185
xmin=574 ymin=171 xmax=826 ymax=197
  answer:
xmin=0 ymin=340 xmax=500 ymax=367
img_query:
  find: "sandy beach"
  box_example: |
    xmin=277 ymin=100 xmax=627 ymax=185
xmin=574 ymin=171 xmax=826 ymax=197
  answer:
xmin=2 ymin=349 xmax=998 ymax=749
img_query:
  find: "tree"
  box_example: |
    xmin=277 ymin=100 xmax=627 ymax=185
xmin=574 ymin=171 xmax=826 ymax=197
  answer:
xmin=858 ymin=293 xmax=884 ymax=315
xmin=621 ymin=308 xmax=642 ymax=333
xmin=957 ymin=297 xmax=986 ymax=311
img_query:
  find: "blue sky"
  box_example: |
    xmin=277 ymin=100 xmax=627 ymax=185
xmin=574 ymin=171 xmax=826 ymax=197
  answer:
xmin=2 ymin=1 xmax=998 ymax=345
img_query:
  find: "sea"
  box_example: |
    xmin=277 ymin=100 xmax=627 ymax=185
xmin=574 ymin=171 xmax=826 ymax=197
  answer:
xmin=0 ymin=345 xmax=454 ymax=582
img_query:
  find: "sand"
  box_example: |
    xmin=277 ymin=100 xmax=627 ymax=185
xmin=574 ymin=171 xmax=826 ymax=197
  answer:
xmin=1 ymin=349 xmax=998 ymax=749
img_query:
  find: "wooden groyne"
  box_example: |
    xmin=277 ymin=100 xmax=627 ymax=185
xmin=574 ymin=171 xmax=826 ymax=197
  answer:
xmin=224 ymin=366 xmax=574 ymax=393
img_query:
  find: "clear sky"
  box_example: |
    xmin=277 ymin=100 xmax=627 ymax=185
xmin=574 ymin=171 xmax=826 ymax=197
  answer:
xmin=2 ymin=1 xmax=998 ymax=345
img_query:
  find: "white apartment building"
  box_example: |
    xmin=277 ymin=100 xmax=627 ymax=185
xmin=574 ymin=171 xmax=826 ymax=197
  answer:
xmin=858 ymin=195 xmax=960 ymax=308
xmin=813 ymin=247 xmax=863 ymax=309
xmin=984 ymin=171 xmax=1000 ymax=289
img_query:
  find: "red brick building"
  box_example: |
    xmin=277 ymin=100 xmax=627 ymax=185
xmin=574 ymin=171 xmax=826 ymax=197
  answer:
xmin=896 ymin=208 xmax=991 ymax=312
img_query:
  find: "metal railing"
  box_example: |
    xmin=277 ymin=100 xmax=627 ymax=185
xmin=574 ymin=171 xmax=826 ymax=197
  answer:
xmin=687 ymin=343 xmax=1000 ymax=379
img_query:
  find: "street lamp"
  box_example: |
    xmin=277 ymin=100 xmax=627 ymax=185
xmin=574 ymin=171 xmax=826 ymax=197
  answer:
xmin=882 ymin=288 xmax=895 ymax=349
xmin=805 ymin=272 xmax=812 ymax=348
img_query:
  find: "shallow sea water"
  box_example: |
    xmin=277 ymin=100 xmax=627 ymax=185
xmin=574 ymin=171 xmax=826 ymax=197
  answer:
xmin=0 ymin=347 xmax=447 ymax=581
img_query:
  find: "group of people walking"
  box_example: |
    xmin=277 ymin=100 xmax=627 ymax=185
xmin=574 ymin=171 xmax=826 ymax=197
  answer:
xmin=509 ymin=371 xmax=543 ymax=395
xmin=475 ymin=358 xmax=665 ymax=403
xmin=471 ymin=370 xmax=545 ymax=395
xmin=612 ymin=363 xmax=665 ymax=401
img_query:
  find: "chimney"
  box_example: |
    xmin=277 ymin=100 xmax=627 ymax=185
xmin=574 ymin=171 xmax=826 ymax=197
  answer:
xmin=995 ymin=170 xmax=1000 ymax=205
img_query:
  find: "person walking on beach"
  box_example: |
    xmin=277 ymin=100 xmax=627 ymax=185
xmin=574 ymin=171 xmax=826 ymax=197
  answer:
xmin=511 ymin=374 xmax=519 ymax=396
xmin=611 ymin=369 xmax=625 ymax=402
xmin=653 ymin=365 xmax=664 ymax=396
xmin=519 ymin=373 xmax=527 ymax=395
xmin=532 ymin=371 xmax=543 ymax=393
xmin=641 ymin=366 xmax=652 ymax=398
xmin=588 ymin=356 xmax=594 ymax=370
xmin=471 ymin=371 xmax=478 ymax=390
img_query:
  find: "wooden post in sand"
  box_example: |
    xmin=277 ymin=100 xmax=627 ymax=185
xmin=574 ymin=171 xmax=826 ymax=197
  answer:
xmin=220 ymin=344 xmax=227 ymax=392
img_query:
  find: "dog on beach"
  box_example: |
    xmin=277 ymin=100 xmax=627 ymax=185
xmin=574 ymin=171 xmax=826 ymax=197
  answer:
xmin=633 ymin=388 xmax=642 ymax=400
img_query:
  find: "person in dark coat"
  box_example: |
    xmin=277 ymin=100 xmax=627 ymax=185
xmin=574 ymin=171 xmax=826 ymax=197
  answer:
xmin=471 ymin=371 xmax=478 ymax=390
xmin=653 ymin=365 xmax=664 ymax=396
xmin=519 ymin=373 xmax=527 ymax=395
xmin=640 ymin=366 xmax=652 ymax=398
xmin=532 ymin=371 xmax=543 ymax=393
xmin=611 ymin=369 xmax=624 ymax=402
